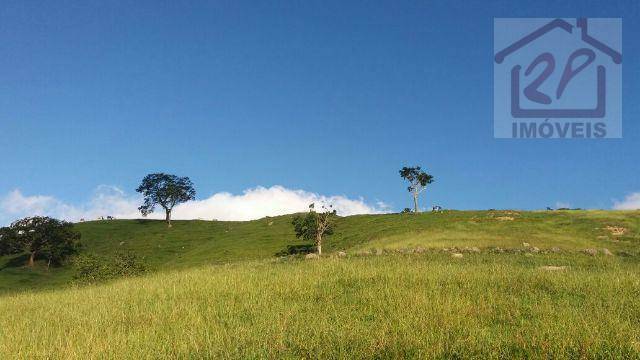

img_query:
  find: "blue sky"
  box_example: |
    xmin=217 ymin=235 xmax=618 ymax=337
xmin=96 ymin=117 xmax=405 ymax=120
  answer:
xmin=1 ymin=0 xmax=639 ymax=222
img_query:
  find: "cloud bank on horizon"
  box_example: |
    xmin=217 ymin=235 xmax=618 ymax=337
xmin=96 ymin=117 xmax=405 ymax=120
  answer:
xmin=612 ymin=192 xmax=640 ymax=210
xmin=2 ymin=187 xmax=638 ymax=225
xmin=0 ymin=185 xmax=389 ymax=225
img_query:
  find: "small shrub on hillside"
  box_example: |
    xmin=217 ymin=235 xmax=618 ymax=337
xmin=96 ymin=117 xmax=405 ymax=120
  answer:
xmin=400 ymin=208 xmax=412 ymax=214
xmin=73 ymin=251 xmax=146 ymax=284
xmin=112 ymin=251 xmax=147 ymax=276
xmin=73 ymin=254 xmax=106 ymax=283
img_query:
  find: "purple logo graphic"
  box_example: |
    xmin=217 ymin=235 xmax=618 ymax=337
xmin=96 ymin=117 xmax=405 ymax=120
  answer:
xmin=494 ymin=18 xmax=622 ymax=138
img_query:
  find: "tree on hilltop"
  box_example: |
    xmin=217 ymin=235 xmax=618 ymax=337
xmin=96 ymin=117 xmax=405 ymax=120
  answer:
xmin=399 ymin=166 xmax=434 ymax=213
xmin=292 ymin=203 xmax=336 ymax=256
xmin=136 ymin=173 xmax=196 ymax=228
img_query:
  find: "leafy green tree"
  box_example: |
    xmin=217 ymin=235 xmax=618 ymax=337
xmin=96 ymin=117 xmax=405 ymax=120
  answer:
xmin=136 ymin=173 xmax=196 ymax=227
xmin=399 ymin=166 xmax=434 ymax=213
xmin=5 ymin=217 xmax=81 ymax=267
xmin=292 ymin=203 xmax=336 ymax=256
xmin=41 ymin=230 xmax=83 ymax=268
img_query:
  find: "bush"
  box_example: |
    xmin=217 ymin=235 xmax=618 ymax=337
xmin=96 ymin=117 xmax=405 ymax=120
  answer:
xmin=73 ymin=254 xmax=105 ymax=283
xmin=112 ymin=252 xmax=146 ymax=276
xmin=73 ymin=251 xmax=146 ymax=284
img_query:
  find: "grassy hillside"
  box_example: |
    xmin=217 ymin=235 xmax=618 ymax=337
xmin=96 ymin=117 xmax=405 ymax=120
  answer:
xmin=1 ymin=210 xmax=639 ymax=294
xmin=1 ymin=252 xmax=640 ymax=358
xmin=1 ymin=210 xmax=640 ymax=358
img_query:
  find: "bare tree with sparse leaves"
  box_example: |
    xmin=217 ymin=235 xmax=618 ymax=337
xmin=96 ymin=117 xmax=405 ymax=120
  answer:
xmin=292 ymin=203 xmax=336 ymax=256
xmin=399 ymin=166 xmax=434 ymax=213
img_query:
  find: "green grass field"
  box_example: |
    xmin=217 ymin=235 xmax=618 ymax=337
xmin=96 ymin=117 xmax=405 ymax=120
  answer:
xmin=1 ymin=210 xmax=639 ymax=358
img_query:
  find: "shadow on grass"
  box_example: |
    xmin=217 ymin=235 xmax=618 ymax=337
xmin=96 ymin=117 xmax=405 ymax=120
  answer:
xmin=135 ymin=219 xmax=156 ymax=225
xmin=275 ymin=244 xmax=315 ymax=257
xmin=0 ymin=254 xmax=29 ymax=271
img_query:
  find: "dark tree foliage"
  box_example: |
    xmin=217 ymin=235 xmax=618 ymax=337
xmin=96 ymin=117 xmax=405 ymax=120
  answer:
xmin=136 ymin=173 xmax=196 ymax=227
xmin=0 ymin=227 xmax=19 ymax=255
xmin=3 ymin=217 xmax=81 ymax=267
xmin=399 ymin=166 xmax=434 ymax=213
xmin=291 ymin=203 xmax=336 ymax=256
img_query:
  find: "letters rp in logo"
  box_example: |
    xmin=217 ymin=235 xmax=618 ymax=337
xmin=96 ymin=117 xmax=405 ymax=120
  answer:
xmin=493 ymin=18 xmax=622 ymax=138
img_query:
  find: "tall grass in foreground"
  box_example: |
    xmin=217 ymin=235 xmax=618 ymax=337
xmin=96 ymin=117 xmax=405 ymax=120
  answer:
xmin=1 ymin=253 xmax=639 ymax=359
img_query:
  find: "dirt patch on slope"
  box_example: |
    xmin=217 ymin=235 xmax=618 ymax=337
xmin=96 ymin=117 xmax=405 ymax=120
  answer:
xmin=605 ymin=226 xmax=626 ymax=236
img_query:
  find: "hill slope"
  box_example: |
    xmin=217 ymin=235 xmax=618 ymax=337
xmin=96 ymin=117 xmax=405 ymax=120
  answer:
xmin=1 ymin=210 xmax=639 ymax=294
xmin=1 ymin=210 xmax=640 ymax=358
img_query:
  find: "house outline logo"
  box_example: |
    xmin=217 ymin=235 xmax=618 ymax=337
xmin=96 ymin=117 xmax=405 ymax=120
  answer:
xmin=493 ymin=18 xmax=622 ymax=139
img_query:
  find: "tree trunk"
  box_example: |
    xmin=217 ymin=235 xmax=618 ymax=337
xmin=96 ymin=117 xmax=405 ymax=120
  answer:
xmin=28 ymin=251 xmax=36 ymax=267
xmin=413 ymin=193 xmax=420 ymax=213
xmin=316 ymin=234 xmax=322 ymax=256
xmin=165 ymin=209 xmax=172 ymax=228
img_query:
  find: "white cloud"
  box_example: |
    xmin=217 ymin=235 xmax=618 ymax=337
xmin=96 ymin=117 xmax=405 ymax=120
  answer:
xmin=0 ymin=185 xmax=388 ymax=225
xmin=0 ymin=186 xmax=140 ymax=225
xmin=612 ymin=192 xmax=640 ymax=210
xmin=554 ymin=201 xmax=572 ymax=209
